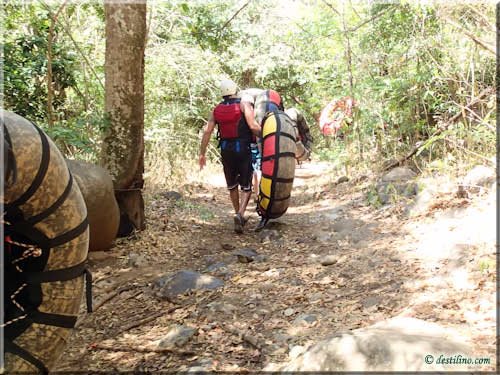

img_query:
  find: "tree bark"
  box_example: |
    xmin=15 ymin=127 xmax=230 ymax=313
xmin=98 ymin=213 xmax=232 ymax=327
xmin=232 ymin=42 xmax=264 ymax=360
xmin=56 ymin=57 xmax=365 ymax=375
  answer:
xmin=102 ymin=0 xmax=147 ymax=231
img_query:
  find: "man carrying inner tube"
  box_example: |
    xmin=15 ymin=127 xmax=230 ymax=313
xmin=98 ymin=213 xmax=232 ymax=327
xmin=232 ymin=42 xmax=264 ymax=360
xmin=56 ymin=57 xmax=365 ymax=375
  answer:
xmin=240 ymin=88 xmax=285 ymax=231
xmin=199 ymin=79 xmax=261 ymax=234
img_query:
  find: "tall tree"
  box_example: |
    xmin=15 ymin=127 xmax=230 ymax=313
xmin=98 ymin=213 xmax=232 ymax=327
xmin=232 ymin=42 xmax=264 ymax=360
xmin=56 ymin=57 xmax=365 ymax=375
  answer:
xmin=102 ymin=0 xmax=146 ymax=231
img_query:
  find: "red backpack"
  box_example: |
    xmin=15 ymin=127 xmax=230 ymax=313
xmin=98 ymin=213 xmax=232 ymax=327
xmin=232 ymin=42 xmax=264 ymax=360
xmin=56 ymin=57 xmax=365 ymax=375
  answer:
xmin=213 ymin=98 xmax=252 ymax=149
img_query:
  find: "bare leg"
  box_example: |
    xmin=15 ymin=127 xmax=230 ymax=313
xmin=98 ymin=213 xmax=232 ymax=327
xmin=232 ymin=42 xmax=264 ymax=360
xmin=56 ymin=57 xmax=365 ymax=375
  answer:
xmin=252 ymin=172 xmax=259 ymax=201
xmin=238 ymin=190 xmax=252 ymax=217
xmin=229 ymin=188 xmax=239 ymax=213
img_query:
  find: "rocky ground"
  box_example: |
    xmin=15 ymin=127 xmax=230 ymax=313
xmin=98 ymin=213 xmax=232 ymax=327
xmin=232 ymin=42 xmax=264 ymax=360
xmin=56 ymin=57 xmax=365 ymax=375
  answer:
xmin=55 ymin=161 xmax=496 ymax=372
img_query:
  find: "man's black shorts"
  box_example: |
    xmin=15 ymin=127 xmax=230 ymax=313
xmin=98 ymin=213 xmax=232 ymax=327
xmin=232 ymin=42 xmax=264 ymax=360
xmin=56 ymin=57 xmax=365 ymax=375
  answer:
xmin=221 ymin=148 xmax=253 ymax=191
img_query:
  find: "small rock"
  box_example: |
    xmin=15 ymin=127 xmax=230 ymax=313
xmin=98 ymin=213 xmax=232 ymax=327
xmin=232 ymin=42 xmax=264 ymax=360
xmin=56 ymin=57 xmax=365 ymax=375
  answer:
xmin=362 ymin=296 xmax=381 ymax=309
xmin=381 ymin=167 xmax=417 ymax=182
xmin=274 ymin=332 xmax=293 ymax=343
xmin=462 ymin=165 xmax=495 ymax=188
xmin=187 ymin=358 xmax=215 ymax=373
xmin=324 ymin=211 xmax=340 ymax=220
xmin=293 ymin=314 xmax=317 ymax=326
xmin=221 ymin=243 xmax=235 ymax=250
xmin=153 ymin=270 xmax=224 ymax=299
xmin=317 ymin=232 xmax=332 ymax=243
xmin=355 ymin=174 xmax=369 ymax=183
xmin=337 ymin=176 xmax=349 ymax=184
xmin=321 ymin=255 xmax=338 ymax=266
xmin=187 ymin=366 xmax=206 ymax=373
xmin=203 ymin=255 xmax=217 ymax=265
xmin=376 ymin=167 xmax=419 ymax=205
xmin=289 ymin=278 xmax=304 ymax=286
xmin=201 ymin=322 xmax=217 ymax=331
xmin=284 ymin=308 xmax=295 ymax=317
xmin=128 ymin=252 xmax=146 ymax=267
xmin=158 ymin=325 xmax=196 ymax=348
xmin=332 ymin=219 xmax=359 ymax=233
xmin=233 ymin=248 xmax=259 ymax=263
xmin=308 ymin=292 xmax=323 ymax=302
xmin=204 ymin=261 xmax=228 ymax=273
xmin=161 ymin=191 xmax=182 ymax=200
xmin=258 ymin=229 xmax=281 ymax=242
xmin=207 ymin=301 xmax=237 ymax=314
xmin=376 ymin=181 xmax=418 ymax=204
xmin=262 ymin=268 xmax=281 ymax=278
xmin=88 ymin=251 xmax=113 ymax=262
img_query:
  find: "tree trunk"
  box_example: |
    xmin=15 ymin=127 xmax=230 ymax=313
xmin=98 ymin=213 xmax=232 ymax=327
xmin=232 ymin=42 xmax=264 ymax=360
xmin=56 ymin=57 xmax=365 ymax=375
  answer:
xmin=102 ymin=0 xmax=147 ymax=231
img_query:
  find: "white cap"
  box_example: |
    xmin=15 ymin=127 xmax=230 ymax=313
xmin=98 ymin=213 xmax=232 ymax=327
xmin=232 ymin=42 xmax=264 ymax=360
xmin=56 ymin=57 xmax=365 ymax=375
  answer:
xmin=220 ymin=79 xmax=238 ymax=97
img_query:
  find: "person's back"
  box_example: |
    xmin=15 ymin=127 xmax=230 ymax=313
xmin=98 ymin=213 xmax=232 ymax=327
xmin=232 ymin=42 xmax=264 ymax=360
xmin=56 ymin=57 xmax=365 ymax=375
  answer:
xmin=238 ymin=88 xmax=264 ymax=103
xmin=240 ymin=88 xmax=284 ymax=125
xmin=213 ymin=96 xmax=253 ymax=151
xmin=199 ymin=79 xmax=261 ymax=234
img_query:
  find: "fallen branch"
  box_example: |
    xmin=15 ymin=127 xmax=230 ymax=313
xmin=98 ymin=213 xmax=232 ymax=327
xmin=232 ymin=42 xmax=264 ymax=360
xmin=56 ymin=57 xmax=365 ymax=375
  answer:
xmin=91 ymin=343 xmax=194 ymax=356
xmin=220 ymin=324 xmax=263 ymax=350
xmin=121 ymin=290 xmax=143 ymax=302
xmin=94 ymin=285 xmax=136 ymax=311
xmin=93 ymin=273 xmax=114 ymax=285
xmin=117 ymin=306 xmax=179 ymax=334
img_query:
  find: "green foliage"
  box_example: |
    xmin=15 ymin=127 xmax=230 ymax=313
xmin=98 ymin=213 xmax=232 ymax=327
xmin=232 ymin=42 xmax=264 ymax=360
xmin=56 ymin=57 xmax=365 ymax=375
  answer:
xmin=478 ymin=257 xmax=494 ymax=274
xmin=3 ymin=1 xmax=105 ymax=160
xmin=3 ymin=3 xmax=77 ymax=123
xmin=3 ymin=0 xmax=495 ymax=180
xmin=366 ymin=185 xmax=382 ymax=209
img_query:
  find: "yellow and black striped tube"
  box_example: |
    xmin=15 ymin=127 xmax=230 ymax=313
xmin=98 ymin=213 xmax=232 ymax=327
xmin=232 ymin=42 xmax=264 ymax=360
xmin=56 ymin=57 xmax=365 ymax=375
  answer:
xmin=257 ymin=110 xmax=296 ymax=219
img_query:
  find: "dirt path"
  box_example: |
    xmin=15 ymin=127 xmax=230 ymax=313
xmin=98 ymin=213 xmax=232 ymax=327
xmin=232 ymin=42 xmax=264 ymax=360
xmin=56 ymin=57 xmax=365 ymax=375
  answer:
xmin=56 ymin=161 xmax=496 ymax=372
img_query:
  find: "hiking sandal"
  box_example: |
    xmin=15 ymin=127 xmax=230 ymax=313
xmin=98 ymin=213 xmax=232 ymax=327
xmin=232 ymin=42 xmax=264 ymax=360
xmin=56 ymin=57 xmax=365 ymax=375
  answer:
xmin=233 ymin=213 xmax=244 ymax=234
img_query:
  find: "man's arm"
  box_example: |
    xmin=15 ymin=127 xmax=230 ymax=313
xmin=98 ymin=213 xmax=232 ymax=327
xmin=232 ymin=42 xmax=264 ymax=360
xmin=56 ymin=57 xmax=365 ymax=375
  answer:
xmin=199 ymin=113 xmax=216 ymax=170
xmin=240 ymin=101 xmax=261 ymax=136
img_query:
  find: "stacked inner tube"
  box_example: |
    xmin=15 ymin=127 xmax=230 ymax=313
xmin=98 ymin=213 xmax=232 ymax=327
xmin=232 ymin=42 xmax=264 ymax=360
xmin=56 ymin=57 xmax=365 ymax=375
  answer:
xmin=254 ymin=89 xmax=283 ymax=125
xmin=257 ymin=110 xmax=296 ymax=219
xmin=3 ymin=111 xmax=91 ymax=374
